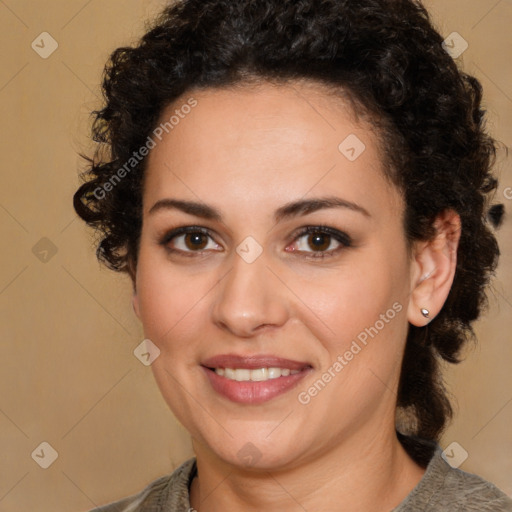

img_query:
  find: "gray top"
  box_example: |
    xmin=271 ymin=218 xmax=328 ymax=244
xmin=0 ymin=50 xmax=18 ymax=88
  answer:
xmin=91 ymin=448 xmax=512 ymax=511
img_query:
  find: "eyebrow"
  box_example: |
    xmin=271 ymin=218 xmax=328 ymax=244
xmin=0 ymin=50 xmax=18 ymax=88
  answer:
xmin=274 ymin=196 xmax=370 ymax=221
xmin=148 ymin=196 xmax=371 ymax=222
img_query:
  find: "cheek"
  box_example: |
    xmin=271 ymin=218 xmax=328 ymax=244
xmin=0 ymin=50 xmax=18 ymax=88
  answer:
xmin=301 ymin=248 xmax=409 ymax=360
xmin=135 ymin=249 xmax=210 ymax=349
xmin=330 ymin=265 xmax=400 ymax=314
xmin=293 ymin=264 xmax=409 ymax=417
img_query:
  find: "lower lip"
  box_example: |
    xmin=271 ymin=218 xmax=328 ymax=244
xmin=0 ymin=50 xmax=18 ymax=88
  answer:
xmin=202 ymin=367 xmax=311 ymax=404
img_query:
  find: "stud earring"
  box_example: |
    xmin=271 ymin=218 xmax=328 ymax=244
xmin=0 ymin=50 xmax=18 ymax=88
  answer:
xmin=421 ymin=308 xmax=430 ymax=318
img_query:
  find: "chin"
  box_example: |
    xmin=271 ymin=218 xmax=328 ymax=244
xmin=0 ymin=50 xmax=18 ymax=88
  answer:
xmin=198 ymin=430 xmax=307 ymax=473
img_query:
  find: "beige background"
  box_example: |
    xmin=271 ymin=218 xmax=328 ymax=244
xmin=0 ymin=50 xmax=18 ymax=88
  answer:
xmin=0 ymin=1 xmax=511 ymax=510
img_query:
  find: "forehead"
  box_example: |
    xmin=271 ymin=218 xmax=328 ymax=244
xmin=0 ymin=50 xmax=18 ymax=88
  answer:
xmin=143 ymin=81 xmax=402 ymax=219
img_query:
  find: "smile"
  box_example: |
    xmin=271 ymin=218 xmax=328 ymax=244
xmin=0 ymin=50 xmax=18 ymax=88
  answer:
xmin=214 ymin=367 xmax=300 ymax=381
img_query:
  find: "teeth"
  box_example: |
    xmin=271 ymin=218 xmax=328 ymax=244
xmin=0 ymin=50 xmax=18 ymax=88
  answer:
xmin=268 ymin=367 xmax=281 ymax=379
xmin=214 ymin=367 xmax=300 ymax=381
xmin=250 ymin=368 xmax=268 ymax=381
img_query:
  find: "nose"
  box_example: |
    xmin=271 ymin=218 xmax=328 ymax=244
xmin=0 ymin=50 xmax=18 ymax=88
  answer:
xmin=211 ymin=252 xmax=290 ymax=338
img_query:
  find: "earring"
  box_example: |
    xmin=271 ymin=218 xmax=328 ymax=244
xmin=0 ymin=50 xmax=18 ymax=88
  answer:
xmin=421 ymin=308 xmax=430 ymax=318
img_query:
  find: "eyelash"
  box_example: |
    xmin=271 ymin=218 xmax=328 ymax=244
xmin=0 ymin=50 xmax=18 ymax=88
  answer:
xmin=158 ymin=225 xmax=352 ymax=260
xmin=287 ymin=226 xmax=352 ymax=259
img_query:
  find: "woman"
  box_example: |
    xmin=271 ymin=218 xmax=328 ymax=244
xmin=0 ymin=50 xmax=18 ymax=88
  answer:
xmin=73 ymin=0 xmax=512 ymax=510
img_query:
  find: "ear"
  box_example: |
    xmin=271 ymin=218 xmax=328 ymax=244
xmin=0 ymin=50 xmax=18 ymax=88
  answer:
xmin=407 ymin=209 xmax=461 ymax=327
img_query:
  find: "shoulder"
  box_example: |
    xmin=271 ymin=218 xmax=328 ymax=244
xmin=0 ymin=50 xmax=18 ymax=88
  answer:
xmin=434 ymin=464 xmax=512 ymax=511
xmin=89 ymin=457 xmax=197 ymax=512
xmin=395 ymin=448 xmax=512 ymax=511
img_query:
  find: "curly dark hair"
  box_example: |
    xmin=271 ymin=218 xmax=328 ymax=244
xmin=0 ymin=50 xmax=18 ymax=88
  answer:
xmin=73 ymin=0 xmax=503 ymax=466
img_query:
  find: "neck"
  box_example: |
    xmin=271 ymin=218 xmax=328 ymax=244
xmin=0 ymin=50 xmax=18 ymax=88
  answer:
xmin=189 ymin=423 xmax=426 ymax=512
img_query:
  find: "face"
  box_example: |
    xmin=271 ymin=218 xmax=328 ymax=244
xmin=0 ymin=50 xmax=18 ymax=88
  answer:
xmin=133 ymin=81 xmax=414 ymax=470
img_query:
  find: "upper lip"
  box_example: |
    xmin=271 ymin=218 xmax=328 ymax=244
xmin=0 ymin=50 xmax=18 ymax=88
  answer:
xmin=202 ymin=354 xmax=312 ymax=371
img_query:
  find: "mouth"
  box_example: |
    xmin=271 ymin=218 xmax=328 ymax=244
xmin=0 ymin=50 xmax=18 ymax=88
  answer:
xmin=201 ymin=354 xmax=313 ymax=404
xmin=211 ymin=367 xmax=301 ymax=381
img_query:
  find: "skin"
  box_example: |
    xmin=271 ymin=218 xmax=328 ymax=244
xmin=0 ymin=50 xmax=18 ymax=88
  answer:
xmin=132 ymin=80 xmax=461 ymax=512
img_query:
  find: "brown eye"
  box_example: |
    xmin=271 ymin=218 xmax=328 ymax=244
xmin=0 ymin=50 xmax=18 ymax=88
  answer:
xmin=307 ymin=232 xmax=331 ymax=251
xmin=159 ymin=227 xmax=222 ymax=255
xmin=287 ymin=226 xmax=352 ymax=259
xmin=184 ymin=232 xmax=208 ymax=250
